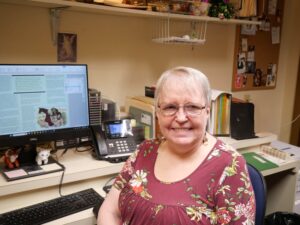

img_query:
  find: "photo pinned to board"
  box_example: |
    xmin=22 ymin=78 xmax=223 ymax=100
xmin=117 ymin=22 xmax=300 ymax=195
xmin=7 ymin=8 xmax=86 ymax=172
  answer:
xmin=237 ymin=52 xmax=246 ymax=75
xmin=266 ymin=64 xmax=277 ymax=87
xmin=253 ymin=69 xmax=263 ymax=87
xmin=234 ymin=74 xmax=248 ymax=89
xmin=246 ymin=45 xmax=256 ymax=74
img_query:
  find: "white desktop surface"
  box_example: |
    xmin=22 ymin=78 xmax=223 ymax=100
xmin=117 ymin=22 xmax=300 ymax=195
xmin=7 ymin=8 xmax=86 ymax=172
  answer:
xmin=219 ymin=132 xmax=300 ymax=176
xmin=0 ymin=149 xmax=123 ymax=197
xmin=0 ymin=148 xmax=123 ymax=224
xmin=219 ymin=132 xmax=278 ymax=150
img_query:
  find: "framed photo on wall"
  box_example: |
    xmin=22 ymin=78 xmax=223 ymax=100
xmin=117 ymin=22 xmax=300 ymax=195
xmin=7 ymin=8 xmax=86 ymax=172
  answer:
xmin=57 ymin=33 xmax=77 ymax=62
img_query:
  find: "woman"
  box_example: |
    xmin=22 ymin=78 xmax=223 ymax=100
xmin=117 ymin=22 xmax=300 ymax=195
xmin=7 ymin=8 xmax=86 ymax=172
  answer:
xmin=98 ymin=67 xmax=255 ymax=224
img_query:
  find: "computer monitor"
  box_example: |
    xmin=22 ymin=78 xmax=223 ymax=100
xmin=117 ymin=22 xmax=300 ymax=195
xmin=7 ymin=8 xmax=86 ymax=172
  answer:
xmin=0 ymin=64 xmax=90 ymax=148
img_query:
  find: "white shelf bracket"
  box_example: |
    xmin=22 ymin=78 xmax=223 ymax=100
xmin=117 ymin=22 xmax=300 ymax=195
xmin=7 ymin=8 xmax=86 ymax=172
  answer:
xmin=49 ymin=6 xmax=69 ymax=46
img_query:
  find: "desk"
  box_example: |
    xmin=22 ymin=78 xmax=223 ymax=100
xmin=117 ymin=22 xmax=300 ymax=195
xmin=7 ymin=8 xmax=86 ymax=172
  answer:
xmin=0 ymin=133 xmax=299 ymax=224
xmin=220 ymin=132 xmax=300 ymax=215
xmin=0 ymin=149 xmax=124 ymax=224
xmin=271 ymin=140 xmax=300 ymax=214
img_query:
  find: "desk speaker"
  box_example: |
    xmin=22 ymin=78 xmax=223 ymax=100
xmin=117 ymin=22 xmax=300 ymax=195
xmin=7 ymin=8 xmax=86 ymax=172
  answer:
xmin=89 ymin=89 xmax=101 ymax=125
xmin=230 ymin=102 xmax=257 ymax=140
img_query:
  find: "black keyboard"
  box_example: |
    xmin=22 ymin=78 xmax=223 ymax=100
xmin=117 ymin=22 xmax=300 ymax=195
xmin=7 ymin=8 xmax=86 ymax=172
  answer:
xmin=0 ymin=188 xmax=104 ymax=225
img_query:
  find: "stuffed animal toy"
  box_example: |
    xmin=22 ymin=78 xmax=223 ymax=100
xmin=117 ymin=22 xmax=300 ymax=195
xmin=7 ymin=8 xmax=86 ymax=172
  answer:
xmin=36 ymin=142 xmax=52 ymax=166
xmin=4 ymin=148 xmax=21 ymax=169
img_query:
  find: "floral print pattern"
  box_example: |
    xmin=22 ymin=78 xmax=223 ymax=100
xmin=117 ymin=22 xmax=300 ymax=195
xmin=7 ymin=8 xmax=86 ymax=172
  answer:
xmin=129 ymin=170 xmax=152 ymax=200
xmin=114 ymin=139 xmax=255 ymax=225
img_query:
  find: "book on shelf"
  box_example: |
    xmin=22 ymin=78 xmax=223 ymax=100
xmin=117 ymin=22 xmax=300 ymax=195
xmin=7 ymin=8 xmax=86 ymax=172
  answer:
xmin=208 ymin=89 xmax=231 ymax=136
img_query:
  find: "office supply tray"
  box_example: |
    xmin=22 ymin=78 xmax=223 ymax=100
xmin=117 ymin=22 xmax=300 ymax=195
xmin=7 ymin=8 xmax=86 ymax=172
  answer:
xmin=1 ymin=156 xmax=64 ymax=181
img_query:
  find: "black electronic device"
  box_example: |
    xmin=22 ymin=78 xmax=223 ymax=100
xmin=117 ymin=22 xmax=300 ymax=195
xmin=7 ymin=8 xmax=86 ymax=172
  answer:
xmin=0 ymin=188 xmax=104 ymax=225
xmin=89 ymin=88 xmax=102 ymax=126
xmin=0 ymin=64 xmax=90 ymax=149
xmin=101 ymin=98 xmax=116 ymax=122
xmin=91 ymin=119 xmax=137 ymax=162
xmin=230 ymin=102 xmax=257 ymax=140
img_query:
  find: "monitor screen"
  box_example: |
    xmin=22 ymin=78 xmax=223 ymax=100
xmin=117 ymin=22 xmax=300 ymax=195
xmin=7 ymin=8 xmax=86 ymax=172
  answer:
xmin=0 ymin=64 xmax=90 ymax=148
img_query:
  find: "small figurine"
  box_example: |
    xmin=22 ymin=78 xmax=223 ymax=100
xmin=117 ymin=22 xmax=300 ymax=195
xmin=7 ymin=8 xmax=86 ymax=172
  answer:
xmin=4 ymin=148 xmax=21 ymax=169
xmin=36 ymin=142 xmax=52 ymax=165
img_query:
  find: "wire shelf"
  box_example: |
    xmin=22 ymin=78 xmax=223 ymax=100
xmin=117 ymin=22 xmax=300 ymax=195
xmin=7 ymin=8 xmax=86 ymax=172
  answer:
xmin=152 ymin=18 xmax=207 ymax=45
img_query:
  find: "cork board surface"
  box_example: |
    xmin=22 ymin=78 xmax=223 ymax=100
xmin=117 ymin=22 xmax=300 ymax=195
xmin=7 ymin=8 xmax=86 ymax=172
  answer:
xmin=232 ymin=0 xmax=284 ymax=91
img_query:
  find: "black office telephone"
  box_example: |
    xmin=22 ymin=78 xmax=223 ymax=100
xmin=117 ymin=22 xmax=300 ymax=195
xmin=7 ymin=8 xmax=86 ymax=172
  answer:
xmin=91 ymin=119 xmax=137 ymax=162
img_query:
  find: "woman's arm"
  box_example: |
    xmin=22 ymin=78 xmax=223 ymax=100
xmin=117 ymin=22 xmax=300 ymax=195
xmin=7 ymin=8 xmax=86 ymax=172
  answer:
xmin=98 ymin=186 xmax=121 ymax=225
xmin=97 ymin=146 xmax=142 ymax=224
xmin=215 ymin=154 xmax=256 ymax=224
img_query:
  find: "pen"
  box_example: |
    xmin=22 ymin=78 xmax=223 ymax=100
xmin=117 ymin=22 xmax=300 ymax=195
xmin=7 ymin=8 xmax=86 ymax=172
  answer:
xmin=280 ymin=147 xmax=291 ymax=150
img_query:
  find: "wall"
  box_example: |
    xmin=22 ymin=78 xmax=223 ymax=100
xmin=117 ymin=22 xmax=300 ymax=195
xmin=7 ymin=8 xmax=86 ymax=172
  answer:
xmin=277 ymin=0 xmax=300 ymax=142
xmin=0 ymin=1 xmax=298 ymax=142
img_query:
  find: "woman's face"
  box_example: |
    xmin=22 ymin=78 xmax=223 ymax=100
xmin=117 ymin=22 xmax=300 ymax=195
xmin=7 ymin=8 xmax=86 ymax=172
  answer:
xmin=38 ymin=112 xmax=46 ymax=121
xmin=156 ymin=78 xmax=210 ymax=151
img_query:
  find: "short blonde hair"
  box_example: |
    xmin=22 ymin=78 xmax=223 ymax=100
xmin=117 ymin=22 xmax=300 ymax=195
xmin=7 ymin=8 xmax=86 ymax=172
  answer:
xmin=155 ymin=66 xmax=211 ymax=107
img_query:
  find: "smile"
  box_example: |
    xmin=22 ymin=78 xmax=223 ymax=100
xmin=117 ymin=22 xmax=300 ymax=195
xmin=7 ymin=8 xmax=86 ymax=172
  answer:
xmin=171 ymin=128 xmax=192 ymax=130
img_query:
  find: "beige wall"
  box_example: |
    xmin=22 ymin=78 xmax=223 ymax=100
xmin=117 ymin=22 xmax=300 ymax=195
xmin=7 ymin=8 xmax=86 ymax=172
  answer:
xmin=0 ymin=1 xmax=299 ymax=142
xmin=277 ymin=0 xmax=300 ymax=142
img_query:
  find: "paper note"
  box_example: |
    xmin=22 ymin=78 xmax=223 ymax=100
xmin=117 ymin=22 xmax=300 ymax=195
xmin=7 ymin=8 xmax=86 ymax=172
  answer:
xmin=253 ymin=155 xmax=267 ymax=163
xmin=272 ymin=26 xmax=280 ymax=44
xmin=268 ymin=0 xmax=278 ymax=15
xmin=141 ymin=113 xmax=151 ymax=125
xmin=4 ymin=169 xmax=27 ymax=178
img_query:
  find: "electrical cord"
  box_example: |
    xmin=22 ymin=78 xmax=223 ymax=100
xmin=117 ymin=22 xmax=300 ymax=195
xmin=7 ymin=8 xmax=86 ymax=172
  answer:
xmin=52 ymin=141 xmax=94 ymax=196
xmin=103 ymin=176 xmax=116 ymax=194
xmin=49 ymin=150 xmax=66 ymax=197
xmin=58 ymin=165 xmax=66 ymax=197
xmin=288 ymin=113 xmax=300 ymax=125
xmin=74 ymin=143 xmax=94 ymax=153
xmin=279 ymin=113 xmax=300 ymax=133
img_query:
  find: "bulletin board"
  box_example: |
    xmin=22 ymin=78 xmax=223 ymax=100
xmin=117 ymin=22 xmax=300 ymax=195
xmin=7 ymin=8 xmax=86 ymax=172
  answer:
xmin=232 ymin=0 xmax=285 ymax=91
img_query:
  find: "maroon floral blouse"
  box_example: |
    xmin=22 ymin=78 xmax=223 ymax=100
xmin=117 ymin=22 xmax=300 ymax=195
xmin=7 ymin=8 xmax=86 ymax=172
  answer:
xmin=113 ymin=139 xmax=255 ymax=225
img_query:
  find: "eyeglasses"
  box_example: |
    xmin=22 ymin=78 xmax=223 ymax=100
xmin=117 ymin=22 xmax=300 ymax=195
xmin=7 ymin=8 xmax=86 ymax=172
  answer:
xmin=157 ymin=103 xmax=206 ymax=117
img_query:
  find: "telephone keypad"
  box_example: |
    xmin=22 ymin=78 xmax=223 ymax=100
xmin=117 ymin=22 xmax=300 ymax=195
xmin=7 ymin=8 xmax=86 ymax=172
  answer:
xmin=106 ymin=138 xmax=137 ymax=155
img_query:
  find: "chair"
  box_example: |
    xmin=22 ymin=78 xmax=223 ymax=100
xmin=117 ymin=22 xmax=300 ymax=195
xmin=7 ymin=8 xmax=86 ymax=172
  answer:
xmin=247 ymin=163 xmax=267 ymax=225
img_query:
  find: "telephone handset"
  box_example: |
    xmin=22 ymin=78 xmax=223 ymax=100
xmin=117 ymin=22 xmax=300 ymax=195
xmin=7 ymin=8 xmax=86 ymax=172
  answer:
xmin=91 ymin=119 xmax=137 ymax=162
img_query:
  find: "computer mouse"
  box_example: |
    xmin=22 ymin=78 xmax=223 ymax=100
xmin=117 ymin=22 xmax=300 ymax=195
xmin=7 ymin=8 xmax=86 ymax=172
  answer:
xmin=93 ymin=202 xmax=102 ymax=219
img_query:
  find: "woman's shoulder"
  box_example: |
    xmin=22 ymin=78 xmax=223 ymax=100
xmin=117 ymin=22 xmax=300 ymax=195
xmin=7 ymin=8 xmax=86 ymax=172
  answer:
xmin=206 ymin=139 xmax=247 ymax=174
xmin=213 ymin=138 xmax=242 ymax=158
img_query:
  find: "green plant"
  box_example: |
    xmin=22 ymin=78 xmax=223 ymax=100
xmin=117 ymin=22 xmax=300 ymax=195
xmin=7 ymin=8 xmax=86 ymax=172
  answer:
xmin=208 ymin=1 xmax=235 ymax=19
